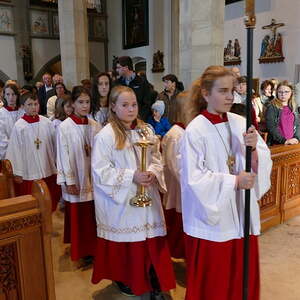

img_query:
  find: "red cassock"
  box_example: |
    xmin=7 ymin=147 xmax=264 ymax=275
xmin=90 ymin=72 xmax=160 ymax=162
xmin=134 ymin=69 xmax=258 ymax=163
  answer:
xmin=184 ymin=234 xmax=260 ymax=300
xmin=15 ymin=174 xmax=61 ymax=212
xmin=64 ymin=200 xmax=97 ymax=261
xmin=92 ymin=236 xmax=176 ymax=296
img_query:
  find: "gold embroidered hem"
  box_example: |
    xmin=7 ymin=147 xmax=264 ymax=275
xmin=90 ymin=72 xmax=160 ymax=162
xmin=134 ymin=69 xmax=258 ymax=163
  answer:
xmin=111 ymin=168 xmax=126 ymax=199
xmin=97 ymin=221 xmax=166 ymax=234
xmin=58 ymin=169 xmax=75 ymax=180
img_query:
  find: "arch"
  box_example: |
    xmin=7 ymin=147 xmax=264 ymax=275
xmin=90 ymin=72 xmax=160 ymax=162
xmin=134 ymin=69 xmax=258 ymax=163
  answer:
xmin=33 ymin=55 xmax=100 ymax=83
xmin=132 ymin=56 xmax=146 ymax=72
xmin=0 ymin=70 xmax=10 ymax=84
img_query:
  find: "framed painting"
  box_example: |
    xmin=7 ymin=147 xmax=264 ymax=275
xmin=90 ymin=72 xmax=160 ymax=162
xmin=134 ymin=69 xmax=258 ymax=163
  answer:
xmin=0 ymin=5 xmax=13 ymax=34
xmin=122 ymin=0 xmax=149 ymax=49
xmin=93 ymin=16 xmax=106 ymax=40
xmin=30 ymin=9 xmax=49 ymax=37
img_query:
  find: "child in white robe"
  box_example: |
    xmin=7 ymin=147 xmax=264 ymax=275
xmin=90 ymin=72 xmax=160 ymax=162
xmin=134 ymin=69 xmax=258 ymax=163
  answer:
xmin=52 ymin=94 xmax=73 ymax=131
xmin=0 ymin=83 xmax=24 ymax=161
xmin=91 ymin=85 xmax=175 ymax=299
xmin=5 ymin=92 xmax=60 ymax=211
xmin=180 ymin=66 xmax=272 ymax=300
xmin=56 ymin=86 xmax=101 ymax=262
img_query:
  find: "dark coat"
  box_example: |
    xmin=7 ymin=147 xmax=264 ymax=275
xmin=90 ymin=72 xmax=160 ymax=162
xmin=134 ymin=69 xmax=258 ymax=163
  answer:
xmin=38 ymin=85 xmax=53 ymax=115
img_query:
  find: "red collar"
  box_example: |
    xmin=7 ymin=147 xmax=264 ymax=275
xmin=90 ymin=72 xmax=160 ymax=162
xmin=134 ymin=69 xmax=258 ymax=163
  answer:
xmin=22 ymin=114 xmax=40 ymax=123
xmin=130 ymin=119 xmax=138 ymax=129
xmin=5 ymin=106 xmax=18 ymax=112
xmin=201 ymin=110 xmax=228 ymax=124
xmin=174 ymin=122 xmax=185 ymax=129
xmin=70 ymin=113 xmax=88 ymax=125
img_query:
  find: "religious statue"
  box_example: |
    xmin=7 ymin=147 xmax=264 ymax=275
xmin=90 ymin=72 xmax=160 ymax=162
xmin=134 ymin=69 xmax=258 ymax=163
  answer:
xmin=152 ymin=50 xmax=165 ymax=73
xmin=259 ymin=19 xmax=285 ymax=63
xmin=21 ymin=45 xmax=33 ymax=82
xmin=224 ymin=39 xmax=241 ymax=66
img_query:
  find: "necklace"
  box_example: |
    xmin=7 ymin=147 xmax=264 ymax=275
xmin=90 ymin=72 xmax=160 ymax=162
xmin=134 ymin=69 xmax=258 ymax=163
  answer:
xmin=213 ymin=124 xmax=235 ymax=174
xmin=31 ymin=122 xmax=42 ymax=150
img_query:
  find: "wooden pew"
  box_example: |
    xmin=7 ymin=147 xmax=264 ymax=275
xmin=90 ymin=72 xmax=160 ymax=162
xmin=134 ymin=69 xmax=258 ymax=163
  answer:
xmin=0 ymin=160 xmax=15 ymax=199
xmin=260 ymin=144 xmax=300 ymax=231
xmin=0 ymin=168 xmax=55 ymax=299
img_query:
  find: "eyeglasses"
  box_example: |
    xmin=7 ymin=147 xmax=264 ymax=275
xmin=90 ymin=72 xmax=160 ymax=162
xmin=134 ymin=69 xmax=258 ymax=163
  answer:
xmin=277 ymin=90 xmax=291 ymax=95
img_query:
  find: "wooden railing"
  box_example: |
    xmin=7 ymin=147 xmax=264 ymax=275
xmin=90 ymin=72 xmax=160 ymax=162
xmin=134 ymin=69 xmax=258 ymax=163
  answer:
xmin=260 ymin=144 xmax=300 ymax=231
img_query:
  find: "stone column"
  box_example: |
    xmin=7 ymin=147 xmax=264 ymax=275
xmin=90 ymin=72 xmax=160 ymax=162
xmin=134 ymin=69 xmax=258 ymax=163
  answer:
xmin=58 ymin=0 xmax=90 ymax=89
xmin=179 ymin=0 xmax=225 ymax=88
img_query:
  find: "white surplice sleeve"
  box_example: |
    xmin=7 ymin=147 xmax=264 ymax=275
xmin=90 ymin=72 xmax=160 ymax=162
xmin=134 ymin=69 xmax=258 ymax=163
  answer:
xmin=5 ymin=126 xmax=24 ymax=177
xmin=0 ymin=117 xmax=9 ymax=160
xmin=92 ymin=132 xmax=135 ymax=204
xmin=181 ymin=129 xmax=236 ymax=226
xmin=56 ymin=126 xmax=76 ymax=185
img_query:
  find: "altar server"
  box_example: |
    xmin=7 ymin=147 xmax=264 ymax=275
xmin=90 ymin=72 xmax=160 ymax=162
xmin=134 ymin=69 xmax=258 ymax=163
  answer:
xmin=180 ymin=66 xmax=272 ymax=300
xmin=56 ymin=86 xmax=101 ymax=262
xmin=5 ymin=92 xmax=60 ymax=211
xmin=0 ymin=83 xmax=24 ymax=160
xmin=91 ymin=85 xmax=175 ymax=299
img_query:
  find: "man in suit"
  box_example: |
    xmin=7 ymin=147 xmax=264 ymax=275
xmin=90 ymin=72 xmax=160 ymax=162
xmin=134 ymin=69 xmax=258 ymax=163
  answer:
xmin=38 ymin=73 xmax=53 ymax=115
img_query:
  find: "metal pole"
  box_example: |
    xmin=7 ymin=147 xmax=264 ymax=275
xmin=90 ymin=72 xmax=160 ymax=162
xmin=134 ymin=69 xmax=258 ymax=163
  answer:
xmin=243 ymin=1 xmax=256 ymax=300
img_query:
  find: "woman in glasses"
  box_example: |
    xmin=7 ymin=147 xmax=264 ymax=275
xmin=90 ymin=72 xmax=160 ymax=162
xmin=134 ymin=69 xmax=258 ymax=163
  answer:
xmin=265 ymin=80 xmax=300 ymax=145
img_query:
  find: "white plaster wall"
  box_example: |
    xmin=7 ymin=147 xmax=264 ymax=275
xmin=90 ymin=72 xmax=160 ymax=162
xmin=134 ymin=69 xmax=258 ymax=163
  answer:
xmin=225 ymin=0 xmax=300 ymax=83
xmin=0 ymin=36 xmax=17 ymax=80
xmin=107 ymin=0 xmax=172 ymax=91
xmin=31 ymin=38 xmax=60 ymax=76
xmin=89 ymin=41 xmax=105 ymax=72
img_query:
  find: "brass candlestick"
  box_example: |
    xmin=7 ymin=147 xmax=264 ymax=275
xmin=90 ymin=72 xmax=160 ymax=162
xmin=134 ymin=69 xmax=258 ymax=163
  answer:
xmin=130 ymin=126 xmax=154 ymax=207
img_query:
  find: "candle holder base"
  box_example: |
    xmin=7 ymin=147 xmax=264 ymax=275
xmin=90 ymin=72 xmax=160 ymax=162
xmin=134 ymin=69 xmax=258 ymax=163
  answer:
xmin=130 ymin=193 xmax=152 ymax=207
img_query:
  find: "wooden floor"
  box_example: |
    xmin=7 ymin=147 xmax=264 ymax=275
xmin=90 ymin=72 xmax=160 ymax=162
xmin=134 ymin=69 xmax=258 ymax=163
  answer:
xmin=52 ymin=210 xmax=300 ymax=300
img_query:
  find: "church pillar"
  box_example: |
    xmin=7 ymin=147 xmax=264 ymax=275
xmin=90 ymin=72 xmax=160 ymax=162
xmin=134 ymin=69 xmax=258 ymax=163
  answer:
xmin=58 ymin=0 xmax=90 ymax=89
xmin=179 ymin=0 xmax=225 ymax=88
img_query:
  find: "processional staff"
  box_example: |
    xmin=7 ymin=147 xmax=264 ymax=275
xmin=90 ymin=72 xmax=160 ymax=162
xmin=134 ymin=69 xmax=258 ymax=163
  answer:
xmin=243 ymin=1 xmax=256 ymax=300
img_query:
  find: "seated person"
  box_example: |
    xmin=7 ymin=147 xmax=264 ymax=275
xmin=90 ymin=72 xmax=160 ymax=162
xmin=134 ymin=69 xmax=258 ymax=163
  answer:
xmin=147 ymin=100 xmax=171 ymax=137
xmin=265 ymin=81 xmax=300 ymax=146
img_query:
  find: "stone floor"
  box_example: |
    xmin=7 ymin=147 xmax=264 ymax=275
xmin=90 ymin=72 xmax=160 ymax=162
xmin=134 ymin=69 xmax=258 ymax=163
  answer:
xmin=52 ymin=210 xmax=300 ymax=300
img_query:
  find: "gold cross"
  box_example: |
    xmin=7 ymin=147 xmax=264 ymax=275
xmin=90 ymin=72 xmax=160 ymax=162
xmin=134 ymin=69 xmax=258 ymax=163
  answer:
xmin=227 ymin=155 xmax=235 ymax=174
xmin=34 ymin=138 xmax=42 ymax=150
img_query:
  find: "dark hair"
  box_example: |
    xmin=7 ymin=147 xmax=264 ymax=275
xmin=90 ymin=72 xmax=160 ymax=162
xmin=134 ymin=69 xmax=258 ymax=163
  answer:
xmin=91 ymin=72 xmax=112 ymax=118
xmin=20 ymin=92 xmax=38 ymax=106
xmin=54 ymin=82 xmax=67 ymax=96
xmin=162 ymin=74 xmax=184 ymax=92
xmin=230 ymin=103 xmax=246 ymax=117
xmin=117 ymin=56 xmax=133 ymax=71
xmin=3 ymin=83 xmax=21 ymax=108
xmin=81 ymin=79 xmax=91 ymax=86
xmin=54 ymin=94 xmax=73 ymax=121
xmin=237 ymin=76 xmax=247 ymax=84
xmin=260 ymin=80 xmax=274 ymax=91
xmin=71 ymin=85 xmax=91 ymax=102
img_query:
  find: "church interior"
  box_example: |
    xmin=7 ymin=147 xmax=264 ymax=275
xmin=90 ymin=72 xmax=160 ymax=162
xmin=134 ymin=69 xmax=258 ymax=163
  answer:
xmin=1 ymin=0 xmax=300 ymax=299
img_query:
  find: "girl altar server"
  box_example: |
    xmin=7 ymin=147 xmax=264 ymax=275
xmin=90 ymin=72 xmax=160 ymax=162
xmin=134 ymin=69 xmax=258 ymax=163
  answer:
xmin=161 ymin=91 xmax=195 ymax=259
xmin=56 ymin=86 xmax=101 ymax=262
xmin=5 ymin=92 xmax=60 ymax=210
xmin=91 ymin=85 xmax=175 ymax=299
xmin=0 ymin=83 xmax=24 ymax=160
xmin=180 ymin=66 xmax=272 ymax=300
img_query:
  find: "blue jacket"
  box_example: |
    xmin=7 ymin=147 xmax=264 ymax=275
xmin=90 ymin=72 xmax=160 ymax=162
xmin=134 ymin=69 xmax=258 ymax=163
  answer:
xmin=147 ymin=116 xmax=171 ymax=137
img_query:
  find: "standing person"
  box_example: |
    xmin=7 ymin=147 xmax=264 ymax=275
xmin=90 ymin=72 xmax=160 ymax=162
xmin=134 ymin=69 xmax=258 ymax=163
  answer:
xmin=161 ymin=91 xmax=195 ymax=259
xmin=45 ymin=74 xmax=64 ymax=102
xmin=52 ymin=94 xmax=73 ymax=131
xmin=265 ymin=81 xmax=300 ymax=146
xmin=0 ymin=84 xmax=24 ymax=160
xmin=56 ymin=86 xmax=101 ymax=264
xmin=90 ymin=72 xmax=112 ymax=126
xmin=157 ymin=74 xmax=184 ymax=125
xmin=180 ymin=66 xmax=272 ymax=300
xmin=91 ymin=85 xmax=176 ymax=299
xmin=47 ymin=82 xmax=67 ymax=119
xmin=115 ymin=56 xmax=152 ymax=121
xmin=5 ymin=92 xmax=61 ymax=211
xmin=38 ymin=73 xmax=53 ymax=115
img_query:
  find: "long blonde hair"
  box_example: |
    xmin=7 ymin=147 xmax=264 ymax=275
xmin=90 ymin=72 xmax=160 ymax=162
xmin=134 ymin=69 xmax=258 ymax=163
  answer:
xmin=174 ymin=91 xmax=197 ymax=126
xmin=271 ymin=80 xmax=296 ymax=112
xmin=108 ymin=85 xmax=144 ymax=149
xmin=187 ymin=65 xmax=234 ymax=118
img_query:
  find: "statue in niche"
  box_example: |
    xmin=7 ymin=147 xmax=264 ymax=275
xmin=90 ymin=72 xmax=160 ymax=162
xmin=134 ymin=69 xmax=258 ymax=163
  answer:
xmin=152 ymin=50 xmax=165 ymax=73
xmin=259 ymin=19 xmax=285 ymax=64
xmin=224 ymin=39 xmax=241 ymax=66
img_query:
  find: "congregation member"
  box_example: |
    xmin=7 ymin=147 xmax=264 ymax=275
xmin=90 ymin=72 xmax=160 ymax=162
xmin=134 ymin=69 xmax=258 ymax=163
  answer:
xmin=52 ymin=94 xmax=73 ymax=131
xmin=38 ymin=72 xmax=53 ymax=115
xmin=158 ymin=74 xmax=184 ymax=124
xmin=91 ymin=85 xmax=175 ymax=299
xmin=115 ymin=56 xmax=152 ymax=121
xmin=47 ymin=82 xmax=68 ymax=119
xmin=90 ymin=72 xmax=112 ymax=126
xmin=265 ymin=80 xmax=300 ymax=145
xmin=6 ymin=92 xmax=61 ymax=211
xmin=56 ymin=86 xmax=101 ymax=264
xmin=180 ymin=66 xmax=272 ymax=300
xmin=0 ymin=83 xmax=24 ymax=160
xmin=45 ymin=73 xmax=64 ymax=101
xmin=233 ymin=75 xmax=247 ymax=104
